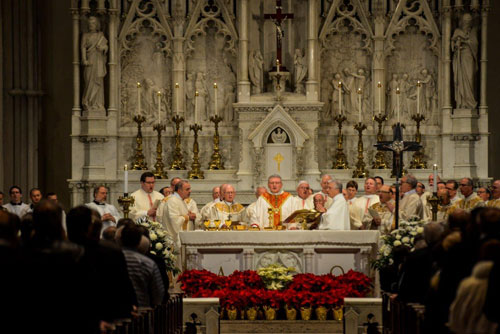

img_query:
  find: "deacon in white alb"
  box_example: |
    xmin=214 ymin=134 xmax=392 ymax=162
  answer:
xmin=129 ymin=172 xmax=164 ymax=221
xmin=317 ymin=179 xmax=350 ymax=230
xmin=2 ymin=186 xmax=30 ymax=218
xmin=350 ymin=178 xmax=380 ymax=230
xmin=306 ymin=175 xmax=333 ymax=209
xmin=86 ymin=186 xmax=121 ymax=234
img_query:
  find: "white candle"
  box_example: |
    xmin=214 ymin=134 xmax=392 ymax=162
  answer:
xmin=396 ymin=87 xmax=400 ymax=124
xmin=276 ymin=59 xmax=280 ymax=74
xmin=137 ymin=82 xmax=141 ymax=114
xmin=214 ymin=83 xmax=218 ymax=116
xmin=357 ymin=88 xmax=362 ymax=123
xmin=124 ymin=164 xmax=128 ymax=194
xmin=377 ymin=82 xmax=382 ymax=115
xmin=433 ymin=164 xmax=438 ymax=193
xmin=157 ymin=91 xmax=161 ymax=124
xmin=417 ymin=81 xmax=421 ymax=115
xmin=194 ymin=91 xmax=199 ymax=124
xmin=338 ymin=81 xmax=342 ymax=115
xmin=175 ymin=82 xmax=179 ymax=116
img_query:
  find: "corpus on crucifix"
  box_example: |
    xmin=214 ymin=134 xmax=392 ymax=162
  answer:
xmin=264 ymin=0 xmax=294 ymax=72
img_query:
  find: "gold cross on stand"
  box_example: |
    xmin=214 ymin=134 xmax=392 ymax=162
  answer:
xmin=273 ymin=152 xmax=284 ymax=172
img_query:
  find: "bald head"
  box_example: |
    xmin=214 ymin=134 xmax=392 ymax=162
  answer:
xmin=296 ymin=181 xmax=310 ymax=200
xmin=219 ymin=184 xmax=229 ymax=200
xmin=428 ymin=173 xmax=441 ymax=187
xmin=313 ymin=193 xmax=326 ymax=210
xmin=170 ymin=177 xmax=182 ymax=187
xmin=492 ymin=180 xmax=500 ymax=200
xmin=320 ymin=175 xmax=333 ymax=193
xmin=212 ymin=186 xmax=220 ymax=200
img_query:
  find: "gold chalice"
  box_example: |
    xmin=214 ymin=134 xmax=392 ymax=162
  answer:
xmin=214 ymin=220 xmax=221 ymax=229
xmin=203 ymin=220 xmax=210 ymax=229
xmin=225 ymin=220 xmax=232 ymax=229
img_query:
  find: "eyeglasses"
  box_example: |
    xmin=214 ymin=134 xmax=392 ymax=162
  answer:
xmin=459 ymin=184 xmax=470 ymax=187
xmin=378 ymin=191 xmax=391 ymax=194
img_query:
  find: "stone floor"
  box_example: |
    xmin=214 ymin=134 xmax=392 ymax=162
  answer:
xmin=220 ymin=320 xmax=343 ymax=334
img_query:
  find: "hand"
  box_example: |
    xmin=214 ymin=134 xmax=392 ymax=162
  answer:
xmin=101 ymin=213 xmax=115 ymax=222
xmin=373 ymin=217 xmax=382 ymax=226
xmin=316 ymin=204 xmax=326 ymax=213
xmin=188 ymin=211 xmax=197 ymax=221
xmin=386 ymin=201 xmax=394 ymax=212
xmin=147 ymin=208 xmax=157 ymax=217
xmin=82 ymin=60 xmax=90 ymax=66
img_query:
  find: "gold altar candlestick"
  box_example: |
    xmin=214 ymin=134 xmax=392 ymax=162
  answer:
xmin=132 ymin=115 xmax=148 ymax=170
xmin=170 ymin=115 xmax=186 ymax=170
xmin=208 ymin=115 xmax=225 ymax=170
xmin=352 ymin=122 xmax=369 ymax=178
xmin=372 ymin=113 xmax=389 ymax=169
xmin=332 ymin=114 xmax=349 ymax=169
xmin=409 ymin=113 xmax=427 ymax=169
xmin=118 ymin=194 xmax=135 ymax=219
xmin=188 ymin=123 xmax=204 ymax=179
xmin=153 ymin=123 xmax=167 ymax=179
xmin=428 ymin=192 xmax=439 ymax=222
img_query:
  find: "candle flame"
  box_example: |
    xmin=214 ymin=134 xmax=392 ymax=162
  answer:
xmin=195 ymin=91 xmax=199 ymax=97
xmin=338 ymin=81 xmax=342 ymax=88
xmin=124 ymin=164 xmax=128 ymax=171
xmin=175 ymin=82 xmax=179 ymax=88
xmin=357 ymin=88 xmax=362 ymax=94
xmin=377 ymin=81 xmax=382 ymax=88
xmin=137 ymin=82 xmax=141 ymax=88
xmin=396 ymin=87 xmax=400 ymax=94
xmin=214 ymin=83 xmax=217 ymax=88
xmin=157 ymin=91 xmax=162 ymax=96
xmin=417 ymin=81 xmax=421 ymax=87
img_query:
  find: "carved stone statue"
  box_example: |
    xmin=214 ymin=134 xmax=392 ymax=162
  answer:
xmin=342 ymin=67 xmax=366 ymax=114
xmin=81 ymin=16 xmax=108 ymax=112
xmin=185 ymin=72 xmax=195 ymax=120
xmin=418 ymin=68 xmax=436 ymax=116
xmin=223 ymin=83 xmax=235 ymax=122
xmin=331 ymin=73 xmax=345 ymax=116
xmin=195 ymin=72 xmax=208 ymax=121
xmin=293 ymin=49 xmax=307 ymax=94
xmin=452 ymin=13 xmax=478 ymax=109
xmin=399 ymin=73 xmax=411 ymax=118
xmin=271 ymin=128 xmax=287 ymax=144
xmin=387 ymin=73 xmax=399 ymax=118
xmin=248 ymin=50 xmax=264 ymax=94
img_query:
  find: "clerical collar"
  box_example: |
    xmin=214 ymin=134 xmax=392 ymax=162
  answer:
xmin=93 ymin=200 xmax=105 ymax=206
xmin=224 ymin=201 xmax=234 ymax=206
xmin=10 ymin=202 xmax=22 ymax=206
xmin=270 ymin=190 xmax=284 ymax=196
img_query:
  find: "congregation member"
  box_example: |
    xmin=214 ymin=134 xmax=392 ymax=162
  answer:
xmin=294 ymin=180 xmax=312 ymax=209
xmin=243 ymin=186 xmax=267 ymax=223
xmin=344 ymin=180 xmax=358 ymax=205
xmin=200 ymin=186 xmax=220 ymax=221
xmin=27 ymin=188 xmax=43 ymax=212
xmin=129 ymin=172 xmax=164 ymax=221
xmin=350 ymin=177 xmax=379 ymax=230
xmin=316 ymin=179 xmax=350 ymax=230
xmin=306 ymin=174 xmax=333 ymax=209
xmin=453 ymin=177 xmax=485 ymax=211
xmin=487 ymin=180 xmax=500 ymax=208
xmin=362 ymin=185 xmax=394 ymax=234
xmin=477 ymin=186 xmax=491 ymax=203
xmin=446 ymin=179 xmax=461 ymax=204
xmin=2 ymin=186 xmax=30 ymax=218
xmin=86 ymin=186 xmax=121 ymax=234
xmin=374 ymin=176 xmax=384 ymax=191
xmin=208 ymin=184 xmax=245 ymax=224
xmin=400 ymin=174 xmax=424 ymax=220
xmin=250 ymin=175 xmax=297 ymax=229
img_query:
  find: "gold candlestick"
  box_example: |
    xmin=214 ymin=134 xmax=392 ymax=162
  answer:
xmin=188 ymin=123 xmax=204 ymax=179
xmin=428 ymin=192 xmax=439 ymax=222
xmin=118 ymin=195 xmax=135 ymax=219
xmin=409 ymin=114 xmax=427 ymax=169
xmin=372 ymin=113 xmax=389 ymax=169
xmin=153 ymin=123 xmax=167 ymax=179
xmin=208 ymin=115 xmax=225 ymax=170
xmin=352 ymin=122 xmax=369 ymax=178
xmin=170 ymin=115 xmax=186 ymax=170
xmin=132 ymin=115 xmax=148 ymax=170
xmin=332 ymin=114 xmax=349 ymax=169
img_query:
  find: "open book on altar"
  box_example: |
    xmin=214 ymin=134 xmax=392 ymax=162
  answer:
xmin=283 ymin=209 xmax=322 ymax=230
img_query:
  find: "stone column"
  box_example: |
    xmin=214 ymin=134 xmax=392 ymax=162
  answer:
xmin=108 ymin=6 xmax=118 ymax=114
xmin=186 ymin=247 xmax=200 ymax=270
xmin=172 ymin=6 xmax=186 ymax=114
xmin=71 ymin=7 xmax=80 ymax=112
xmin=303 ymin=247 xmax=315 ymax=273
xmin=372 ymin=10 xmax=386 ymax=115
xmin=243 ymin=249 xmax=255 ymax=270
xmin=478 ymin=2 xmax=489 ymax=113
xmin=237 ymin=0 xmax=250 ymax=102
xmin=305 ymin=0 xmax=319 ymax=101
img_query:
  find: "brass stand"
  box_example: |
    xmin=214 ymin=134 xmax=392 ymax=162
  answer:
xmin=208 ymin=115 xmax=225 ymax=170
xmin=170 ymin=115 xmax=186 ymax=170
xmin=391 ymin=123 xmax=408 ymax=178
xmin=153 ymin=123 xmax=167 ymax=179
xmin=352 ymin=122 xmax=369 ymax=178
xmin=188 ymin=123 xmax=204 ymax=179
xmin=428 ymin=192 xmax=439 ymax=222
xmin=118 ymin=195 xmax=135 ymax=219
xmin=332 ymin=114 xmax=349 ymax=169
xmin=409 ymin=114 xmax=427 ymax=169
xmin=132 ymin=115 xmax=148 ymax=170
xmin=372 ymin=113 xmax=389 ymax=169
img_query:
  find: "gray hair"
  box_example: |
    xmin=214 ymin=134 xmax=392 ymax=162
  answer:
xmin=268 ymin=174 xmax=282 ymax=182
xmin=174 ymin=179 xmax=189 ymax=192
xmin=93 ymin=185 xmax=108 ymax=197
xmin=405 ymin=174 xmax=418 ymax=189
xmin=328 ymin=179 xmax=343 ymax=192
xmin=424 ymin=222 xmax=444 ymax=246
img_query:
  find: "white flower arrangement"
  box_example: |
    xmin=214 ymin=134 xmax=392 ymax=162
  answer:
xmin=257 ymin=263 xmax=296 ymax=290
xmin=372 ymin=216 xmax=425 ymax=270
xmin=136 ymin=216 xmax=180 ymax=275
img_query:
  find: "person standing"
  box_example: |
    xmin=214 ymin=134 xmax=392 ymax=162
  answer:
xmin=2 ymin=186 xmax=30 ymax=218
xmin=129 ymin=172 xmax=164 ymax=221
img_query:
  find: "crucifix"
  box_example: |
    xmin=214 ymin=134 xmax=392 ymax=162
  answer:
xmin=264 ymin=0 xmax=293 ymax=71
xmin=374 ymin=123 xmax=421 ymax=229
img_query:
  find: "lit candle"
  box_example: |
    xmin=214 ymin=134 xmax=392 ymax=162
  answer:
xmin=338 ymin=81 xmax=342 ymax=115
xmin=124 ymin=164 xmax=128 ymax=195
xmin=157 ymin=91 xmax=161 ymax=124
xmin=175 ymin=82 xmax=179 ymax=116
xmin=377 ymin=81 xmax=382 ymax=116
xmin=137 ymin=82 xmax=141 ymax=114
xmin=194 ymin=91 xmax=199 ymax=124
xmin=417 ymin=81 xmax=421 ymax=115
xmin=433 ymin=164 xmax=438 ymax=193
xmin=357 ymin=88 xmax=362 ymax=123
xmin=396 ymin=87 xmax=400 ymax=124
xmin=213 ymin=83 xmax=218 ymax=116
xmin=276 ymin=59 xmax=280 ymax=74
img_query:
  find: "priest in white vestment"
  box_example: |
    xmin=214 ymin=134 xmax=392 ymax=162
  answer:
xmin=243 ymin=186 xmax=267 ymax=224
xmin=305 ymin=174 xmax=333 ymax=210
xmin=2 ymin=186 xmax=30 ymax=218
xmin=86 ymin=186 xmax=121 ymax=234
xmin=208 ymin=185 xmax=245 ymax=224
xmin=317 ymin=179 xmax=350 ymax=230
xmin=350 ymin=178 xmax=380 ymax=230
xmin=200 ymin=186 xmax=220 ymax=221
xmin=129 ymin=172 xmax=164 ymax=221
xmin=399 ymin=175 xmax=424 ymax=221
xmin=294 ymin=181 xmax=313 ymax=210
xmin=250 ymin=175 xmax=298 ymax=229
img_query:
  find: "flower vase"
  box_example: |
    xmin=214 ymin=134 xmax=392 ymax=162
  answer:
xmin=226 ymin=307 xmax=238 ymax=320
xmin=333 ymin=306 xmax=343 ymax=321
xmin=315 ymin=306 xmax=328 ymax=321
xmin=263 ymin=306 xmax=277 ymax=320
xmin=246 ymin=307 xmax=258 ymax=321
xmin=285 ymin=306 xmax=297 ymax=320
xmin=300 ymin=306 xmax=312 ymax=320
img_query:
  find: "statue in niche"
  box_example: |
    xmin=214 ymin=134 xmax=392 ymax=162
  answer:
xmin=452 ymin=13 xmax=478 ymax=109
xmin=321 ymin=75 xmax=332 ymax=120
xmin=81 ymin=16 xmax=108 ymax=112
xmin=387 ymin=73 xmax=399 ymax=118
xmin=270 ymin=128 xmax=288 ymax=144
xmin=248 ymin=50 xmax=264 ymax=94
xmin=331 ymin=73 xmax=345 ymax=117
xmin=223 ymin=83 xmax=235 ymax=122
xmin=415 ymin=68 xmax=436 ymax=116
xmin=294 ymin=49 xmax=307 ymax=94
xmin=185 ymin=72 xmax=195 ymax=120
xmin=399 ymin=73 xmax=412 ymax=118
xmin=342 ymin=68 xmax=366 ymax=114
xmin=195 ymin=72 xmax=209 ymax=121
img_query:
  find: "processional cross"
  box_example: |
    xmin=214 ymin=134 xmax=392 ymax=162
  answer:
xmin=375 ymin=123 xmax=421 ymax=229
xmin=264 ymin=0 xmax=293 ymax=71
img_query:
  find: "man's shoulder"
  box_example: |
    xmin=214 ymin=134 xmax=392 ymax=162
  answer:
xmin=231 ymin=203 xmax=245 ymax=211
xmin=185 ymin=197 xmax=197 ymax=205
xmin=123 ymin=249 xmax=155 ymax=266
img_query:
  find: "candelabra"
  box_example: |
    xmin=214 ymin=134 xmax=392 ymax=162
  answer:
xmin=188 ymin=123 xmax=204 ymax=179
xmin=372 ymin=113 xmax=389 ymax=169
xmin=152 ymin=123 xmax=167 ymax=179
xmin=332 ymin=114 xmax=349 ymax=169
xmin=352 ymin=122 xmax=369 ymax=178
xmin=118 ymin=195 xmax=135 ymax=219
xmin=170 ymin=115 xmax=186 ymax=170
xmin=208 ymin=115 xmax=225 ymax=170
xmin=409 ymin=114 xmax=428 ymax=169
xmin=132 ymin=115 xmax=148 ymax=170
